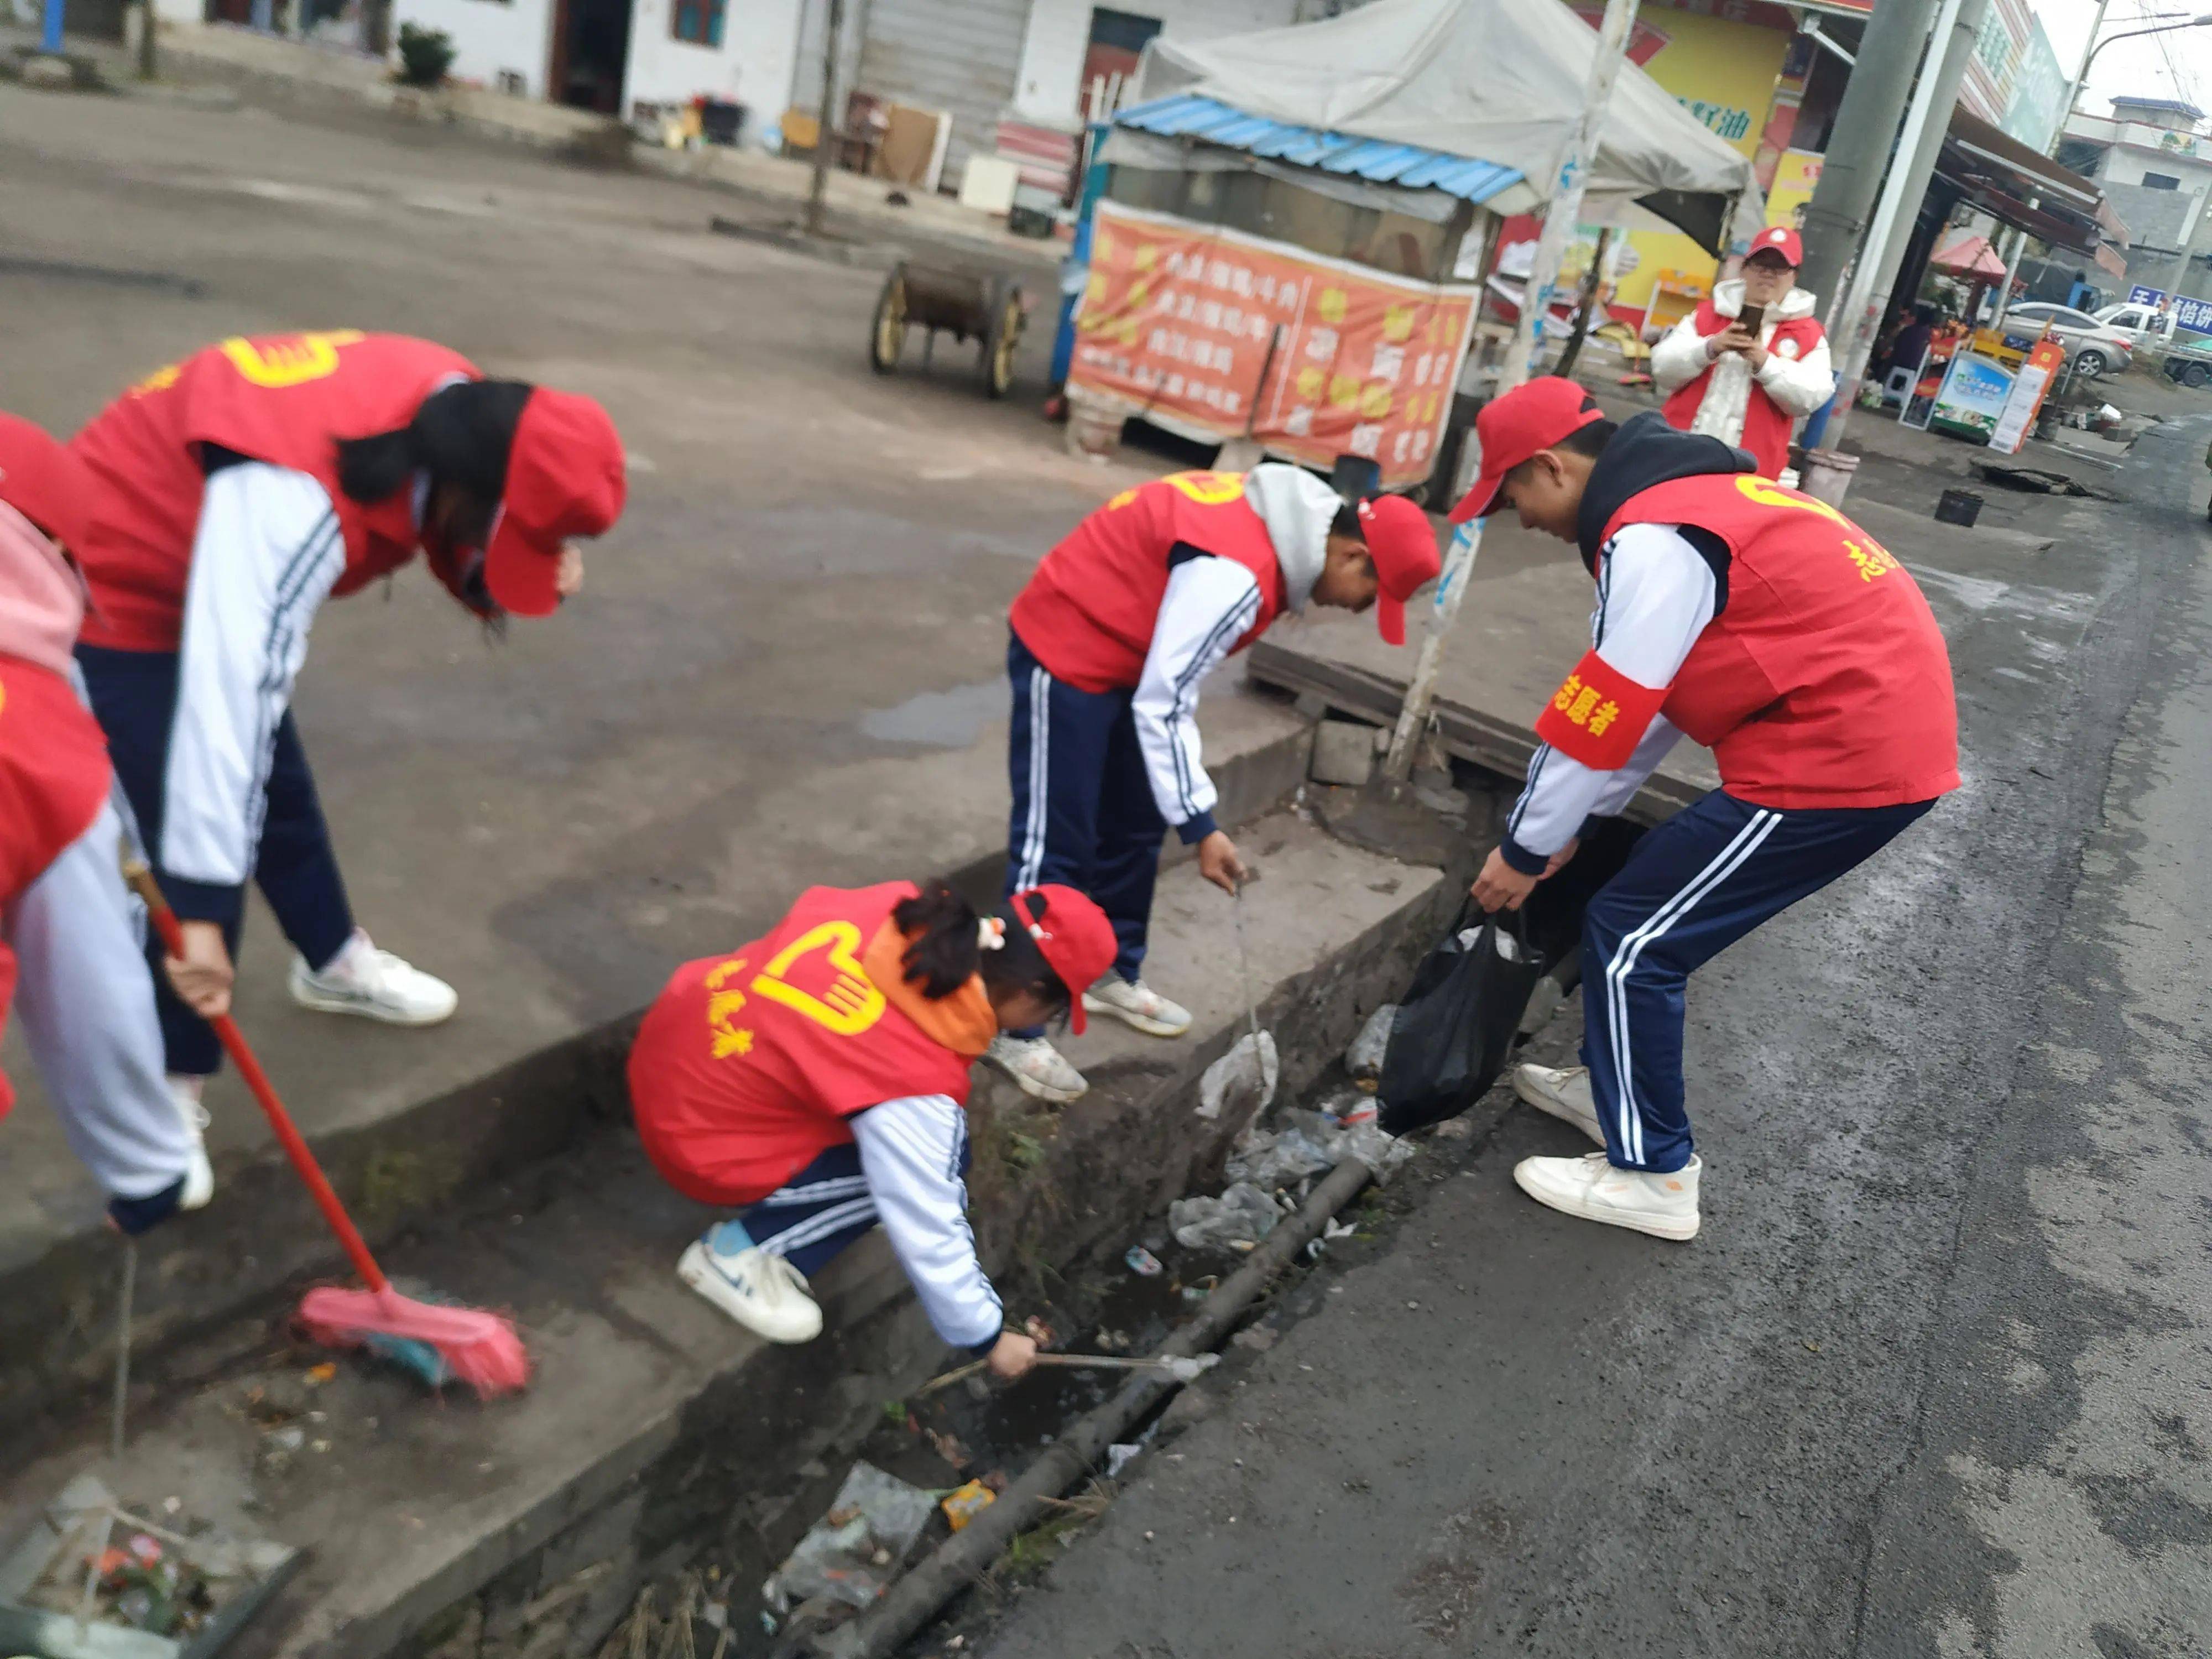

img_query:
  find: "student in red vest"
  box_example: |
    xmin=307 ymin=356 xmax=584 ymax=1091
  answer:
xmin=996 ymin=466 xmax=1441 ymax=1102
xmin=629 ymin=878 xmax=1118 ymax=1373
xmin=0 ymin=415 xmax=208 ymax=1233
xmin=69 ymin=332 xmax=625 ymax=1117
xmin=1453 ymin=378 xmax=1957 ymax=1241
xmin=1650 ymin=225 xmax=1833 ymax=479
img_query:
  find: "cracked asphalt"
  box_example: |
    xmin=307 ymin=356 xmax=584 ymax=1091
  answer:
xmin=973 ymin=420 xmax=2212 ymax=1658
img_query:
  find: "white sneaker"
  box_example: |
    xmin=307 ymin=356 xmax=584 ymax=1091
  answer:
xmin=986 ymin=1033 xmax=1088 ymax=1103
xmin=1514 ymin=1063 xmax=1606 ymax=1149
xmin=1082 ymin=975 xmax=1192 ymax=1038
xmin=1513 ymin=1150 xmax=1702 ymax=1241
xmin=677 ymin=1230 xmax=823 ymax=1343
xmin=289 ymin=930 xmax=457 ymax=1027
xmin=165 ymin=1076 xmax=215 ymax=1211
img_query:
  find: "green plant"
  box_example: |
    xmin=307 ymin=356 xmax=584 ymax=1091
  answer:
xmin=395 ymin=22 xmax=455 ymax=88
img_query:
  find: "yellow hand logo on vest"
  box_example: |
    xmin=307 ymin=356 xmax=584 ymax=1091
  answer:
xmin=1734 ymin=473 xmax=1893 ymax=568
xmin=218 ymin=331 xmax=367 ymax=389
xmin=752 ymin=921 xmax=886 ymax=1037
xmin=702 ymin=956 xmax=754 ymax=1059
xmin=1107 ymin=471 xmax=1248 ymax=513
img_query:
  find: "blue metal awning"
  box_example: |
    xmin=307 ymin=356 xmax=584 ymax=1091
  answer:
xmin=1113 ymin=92 xmax=1524 ymax=205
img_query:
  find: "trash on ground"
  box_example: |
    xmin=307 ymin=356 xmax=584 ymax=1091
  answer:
xmin=1123 ymin=1245 xmax=1164 ymax=1277
xmin=1345 ymin=1003 xmax=1397 ymax=1086
xmin=1197 ymin=1029 xmax=1278 ymax=1123
xmin=1 ymin=1473 xmax=299 ymax=1650
xmin=1170 ymin=1182 xmax=1286 ymax=1250
xmin=763 ymin=1463 xmax=937 ymax=1613
xmin=1379 ymin=907 xmax=1543 ymax=1137
xmin=1225 ymin=1121 xmax=1335 ymax=1190
xmin=1104 ymin=1443 xmax=1144 ymax=1479
xmin=940 ymin=1480 xmax=996 ymax=1532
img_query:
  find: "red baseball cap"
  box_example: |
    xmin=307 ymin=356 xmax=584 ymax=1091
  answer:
xmin=483 ymin=388 xmax=628 ymax=617
xmin=1011 ymin=884 xmax=1118 ymax=1034
xmin=0 ymin=413 xmax=93 ymax=554
xmin=1449 ymin=377 xmax=1608 ymax=524
xmin=1746 ymin=224 xmax=1803 ymax=267
xmin=1356 ymin=494 xmax=1442 ymax=646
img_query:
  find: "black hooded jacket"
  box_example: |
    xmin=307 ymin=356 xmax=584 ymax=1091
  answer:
xmin=1574 ymin=411 xmax=1754 ymax=588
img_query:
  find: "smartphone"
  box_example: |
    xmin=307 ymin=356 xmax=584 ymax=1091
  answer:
xmin=1736 ymin=302 xmax=1766 ymax=336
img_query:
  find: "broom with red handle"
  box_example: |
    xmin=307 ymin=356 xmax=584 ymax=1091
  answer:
xmin=127 ymin=863 xmax=530 ymax=1398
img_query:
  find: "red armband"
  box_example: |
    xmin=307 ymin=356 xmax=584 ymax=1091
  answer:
xmin=1532 ymin=650 xmax=1667 ymax=770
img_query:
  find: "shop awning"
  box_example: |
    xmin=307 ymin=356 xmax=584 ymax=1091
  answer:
xmin=1133 ymin=0 xmax=1765 ymax=253
xmin=1115 ymin=93 xmax=1526 ymax=205
xmin=1931 ymin=229 xmax=2008 ymax=280
xmin=1937 ymin=109 xmax=2115 ymax=257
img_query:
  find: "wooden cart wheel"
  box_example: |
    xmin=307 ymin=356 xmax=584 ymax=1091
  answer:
xmin=980 ymin=276 xmax=1025 ymax=399
xmin=870 ymin=267 xmax=909 ymax=375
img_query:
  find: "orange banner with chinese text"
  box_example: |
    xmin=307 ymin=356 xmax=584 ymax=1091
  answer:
xmin=1067 ymin=201 xmax=1480 ymax=489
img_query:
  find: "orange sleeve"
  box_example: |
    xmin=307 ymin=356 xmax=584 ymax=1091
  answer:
xmin=1533 ymin=649 xmax=1668 ymax=771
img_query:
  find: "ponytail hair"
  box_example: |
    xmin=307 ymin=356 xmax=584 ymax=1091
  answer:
xmin=892 ymin=879 xmax=1070 ymax=1016
xmin=333 ymin=379 xmax=534 ymax=506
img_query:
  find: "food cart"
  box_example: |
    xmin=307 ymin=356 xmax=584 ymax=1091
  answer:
xmin=1056 ymin=0 xmax=1761 ymax=496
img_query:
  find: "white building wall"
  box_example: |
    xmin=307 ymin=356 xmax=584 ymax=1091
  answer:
xmin=1010 ymin=0 xmax=1308 ymax=129
xmin=623 ymin=0 xmax=805 ymax=131
xmin=393 ymin=0 xmax=555 ymax=95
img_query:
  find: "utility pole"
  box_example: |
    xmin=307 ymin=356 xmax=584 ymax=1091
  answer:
xmin=804 ymin=0 xmax=846 ymax=239
xmin=1817 ymin=0 xmax=1986 ymax=457
xmin=1796 ymin=0 xmax=1944 ymax=324
xmin=1383 ymin=0 xmax=1641 ymax=781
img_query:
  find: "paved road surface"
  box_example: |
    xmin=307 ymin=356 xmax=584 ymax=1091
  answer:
xmin=977 ymin=423 xmax=2212 ymax=1656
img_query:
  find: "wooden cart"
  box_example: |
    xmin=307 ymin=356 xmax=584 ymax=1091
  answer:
xmin=868 ymin=258 xmax=1026 ymax=398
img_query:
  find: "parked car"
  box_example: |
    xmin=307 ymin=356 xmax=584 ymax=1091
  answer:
xmin=2000 ymin=301 xmax=2136 ymax=378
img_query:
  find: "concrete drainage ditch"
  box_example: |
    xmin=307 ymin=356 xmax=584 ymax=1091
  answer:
xmin=2 ymin=764 xmax=1556 ymax=1659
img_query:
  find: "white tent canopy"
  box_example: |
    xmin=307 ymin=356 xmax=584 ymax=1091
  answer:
xmin=1135 ymin=0 xmax=1766 ymax=253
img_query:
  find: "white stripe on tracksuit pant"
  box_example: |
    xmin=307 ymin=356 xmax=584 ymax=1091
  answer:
xmin=1580 ymin=788 xmax=1936 ymax=1174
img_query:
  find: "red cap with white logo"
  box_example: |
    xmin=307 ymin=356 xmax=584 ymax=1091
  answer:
xmin=1010 ymin=884 xmax=1118 ymax=1034
xmin=1746 ymin=225 xmax=1803 ymax=267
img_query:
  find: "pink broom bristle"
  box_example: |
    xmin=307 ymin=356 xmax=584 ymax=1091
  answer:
xmin=298 ymin=1285 xmax=532 ymax=1398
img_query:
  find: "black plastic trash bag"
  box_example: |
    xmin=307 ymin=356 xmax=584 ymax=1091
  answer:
xmin=1378 ymin=904 xmax=1545 ymax=1136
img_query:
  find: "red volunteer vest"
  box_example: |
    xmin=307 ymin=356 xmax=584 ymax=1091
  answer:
xmin=628 ymin=883 xmax=983 ymax=1207
xmin=1544 ymin=472 xmax=1958 ymax=810
xmin=1660 ymin=301 xmax=1827 ymax=479
xmin=70 ymin=332 xmax=479 ymax=650
xmin=0 ymin=655 xmax=114 ymax=1119
xmin=1009 ymin=471 xmax=1288 ymax=692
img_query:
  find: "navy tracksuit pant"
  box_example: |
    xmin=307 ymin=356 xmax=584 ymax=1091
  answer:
xmin=1583 ymin=789 xmax=1934 ymax=1173
xmin=1002 ymin=630 xmax=1164 ymax=988
xmin=77 ymin=645 xmax=357 ymax=1077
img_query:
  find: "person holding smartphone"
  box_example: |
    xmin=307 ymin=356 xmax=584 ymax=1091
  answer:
xmin=1650 ymin=226 xmax=1833 ymax=479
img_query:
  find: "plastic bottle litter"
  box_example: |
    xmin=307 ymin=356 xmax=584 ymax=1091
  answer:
xmin=1345 ymin=1003 xmax=1397 ymax=1085
xmin=1224 ymin=1123 xmax=1335 ymax=1190
xmin=1169 ymin=1182 xmax=1286 ymax=1250
xmin=761 ymin=1462 xmax=938 ymax=1612
xmin=1124 ymin=1245 xmax=1164 ymax=1277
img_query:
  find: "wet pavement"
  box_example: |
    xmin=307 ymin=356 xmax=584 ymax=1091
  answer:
xmin=966 ymin=420 xmax=2212 ymax=1655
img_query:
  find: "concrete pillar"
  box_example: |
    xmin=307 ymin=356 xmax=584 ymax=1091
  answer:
xmin=1820 ymin=0 xmax=1989 ymax=453
xmin=1796 ymin=0 xmax=1942 ymax=322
